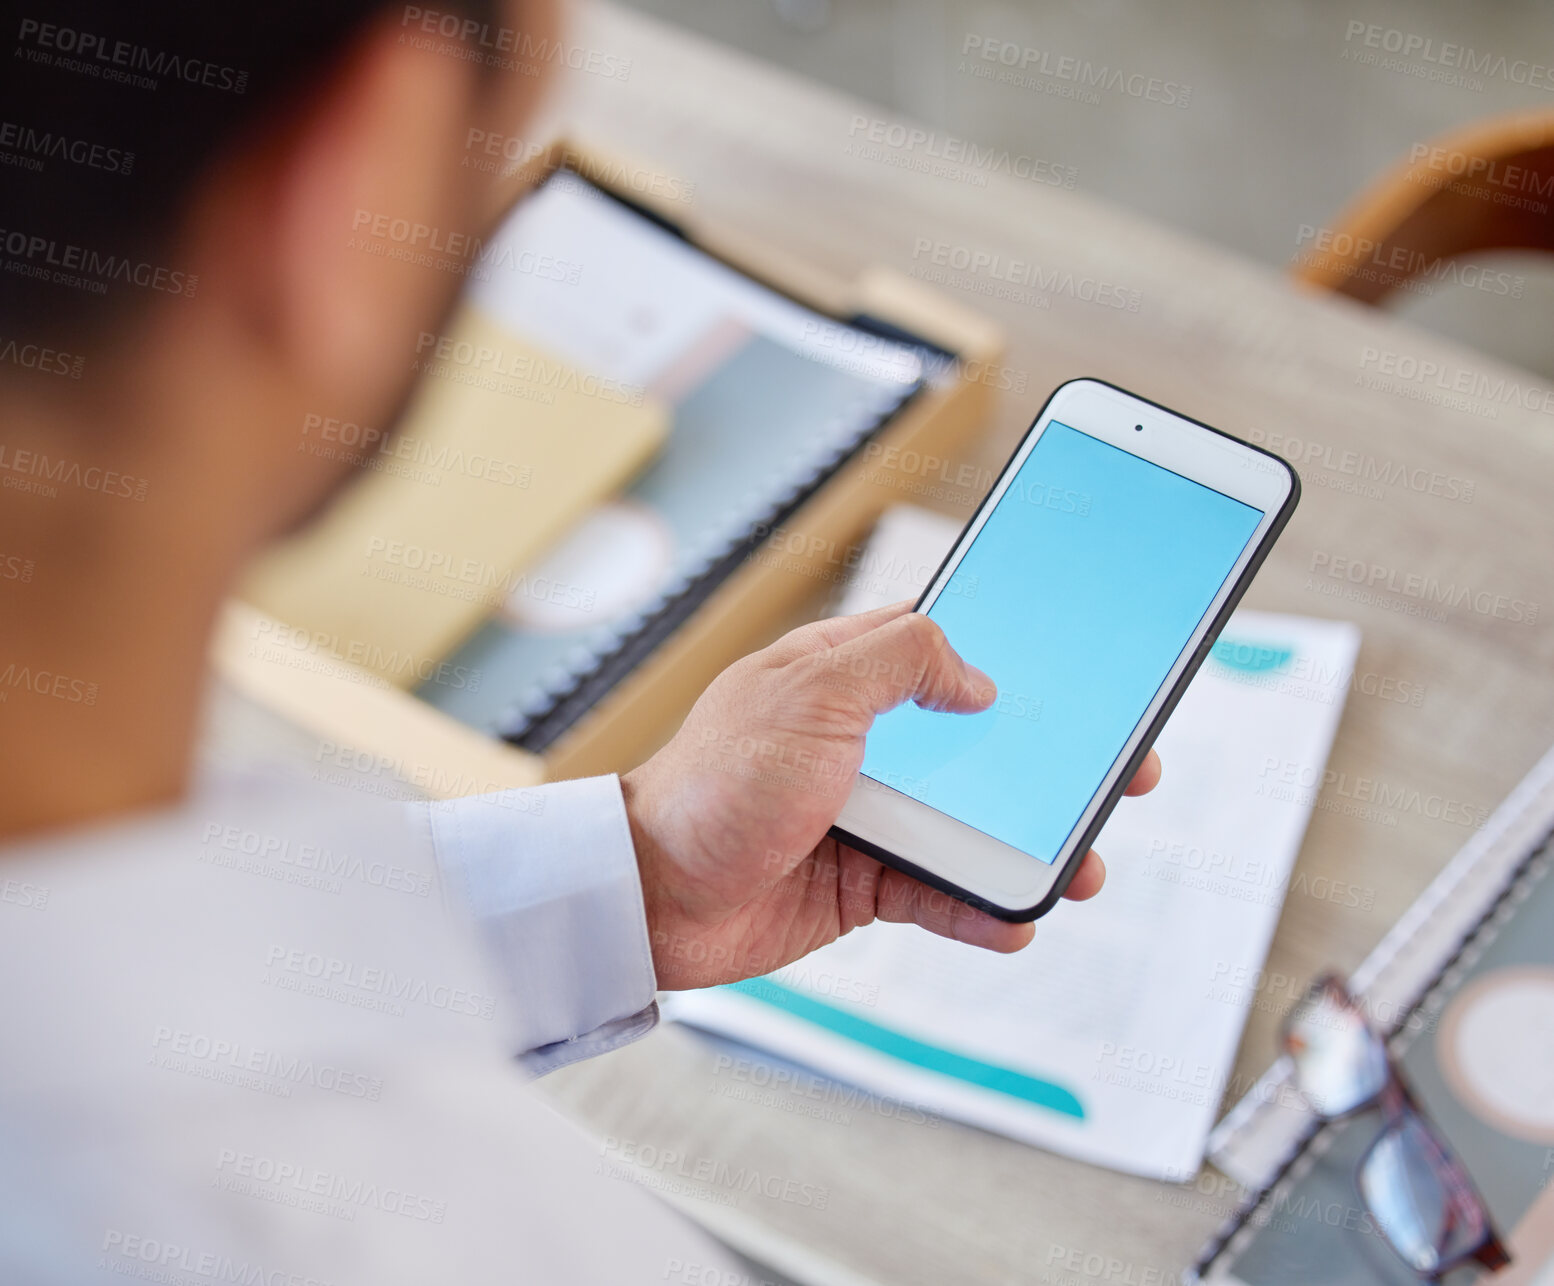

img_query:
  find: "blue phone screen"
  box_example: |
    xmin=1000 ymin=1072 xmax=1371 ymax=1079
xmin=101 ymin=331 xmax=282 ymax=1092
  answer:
xmin=859 ymin=420 xmax=1265 ymax=863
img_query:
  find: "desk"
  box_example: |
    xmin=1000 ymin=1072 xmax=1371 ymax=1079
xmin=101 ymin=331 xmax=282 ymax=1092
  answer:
xmin=518 ymin=6 xmax=1554 ymax=1282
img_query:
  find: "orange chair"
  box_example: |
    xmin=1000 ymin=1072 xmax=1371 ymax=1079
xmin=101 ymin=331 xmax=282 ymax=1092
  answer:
xmin=1292 ymin=108 xmax=1554 ymax=304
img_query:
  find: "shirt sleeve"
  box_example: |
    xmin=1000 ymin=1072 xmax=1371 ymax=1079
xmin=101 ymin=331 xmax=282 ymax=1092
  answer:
xmin=413 ymin=774 xmax=659 ymax=1077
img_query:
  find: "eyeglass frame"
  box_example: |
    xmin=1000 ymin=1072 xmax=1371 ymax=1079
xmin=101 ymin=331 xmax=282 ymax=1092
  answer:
xmin=1281 ymin=974 xmax=1511 ymax=1281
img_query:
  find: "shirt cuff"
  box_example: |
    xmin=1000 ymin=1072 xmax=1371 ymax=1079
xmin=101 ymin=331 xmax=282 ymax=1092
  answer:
xmin=418 ymin=774 xmax=659 ymax=1075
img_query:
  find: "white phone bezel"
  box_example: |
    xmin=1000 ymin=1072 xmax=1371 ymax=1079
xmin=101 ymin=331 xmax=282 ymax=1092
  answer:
xmin=834 ymin=378 xmax=1296 ymax=915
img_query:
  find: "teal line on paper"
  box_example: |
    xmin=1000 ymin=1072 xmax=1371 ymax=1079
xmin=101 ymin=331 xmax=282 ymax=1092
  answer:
xmin=728 ymin=976 xmax=1086 ymax=1120
xmin=1209 ymin=638 xmax=1295 ymax=675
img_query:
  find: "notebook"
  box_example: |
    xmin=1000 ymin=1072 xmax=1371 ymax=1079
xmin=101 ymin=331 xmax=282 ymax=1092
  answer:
xmin=237 ymin=231 xmax=671 ymax=685
xmin=1193 ymin=742 xmax=1554 ymax=1285
xmin=415 ymin=170 xmax=938 ymax=750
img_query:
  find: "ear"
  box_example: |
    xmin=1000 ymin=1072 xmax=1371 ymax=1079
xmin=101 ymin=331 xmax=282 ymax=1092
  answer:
xmin=205 ymin=13 xmax=482 ymax=406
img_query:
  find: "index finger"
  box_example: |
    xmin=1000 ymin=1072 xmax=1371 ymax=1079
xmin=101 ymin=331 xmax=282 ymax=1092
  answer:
xmin=760 ymin=599 xmax=916 ymax=666
xmin=818 ymin=610 xmax=996 ymax=717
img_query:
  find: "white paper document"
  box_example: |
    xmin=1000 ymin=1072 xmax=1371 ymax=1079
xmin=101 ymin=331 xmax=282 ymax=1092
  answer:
xmin=470 ymin=169 xmax=924 ymax=392
xmin=668 ymin=506 xmax=1361 ymax=1179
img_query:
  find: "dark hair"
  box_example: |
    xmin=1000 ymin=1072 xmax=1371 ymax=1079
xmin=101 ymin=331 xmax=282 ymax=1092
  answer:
xmin=0 ymin=2 xmax=488 ymax=341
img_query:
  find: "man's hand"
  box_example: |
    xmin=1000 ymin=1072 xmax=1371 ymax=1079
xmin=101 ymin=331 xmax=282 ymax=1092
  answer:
xmin=621 ymin=600 xmax=1162 ymax=990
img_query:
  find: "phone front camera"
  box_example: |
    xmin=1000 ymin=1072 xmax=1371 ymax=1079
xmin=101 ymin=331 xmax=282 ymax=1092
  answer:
xmin=1134 ymin=424 xmax=1143 ymax=432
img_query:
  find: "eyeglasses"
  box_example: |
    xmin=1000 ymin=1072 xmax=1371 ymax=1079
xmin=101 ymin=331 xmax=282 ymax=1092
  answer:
xmin=1282 ymin=975 xmax=1511 ymax=1281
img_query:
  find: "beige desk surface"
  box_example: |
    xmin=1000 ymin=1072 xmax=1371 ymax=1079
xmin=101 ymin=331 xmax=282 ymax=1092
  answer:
xmin=525 ymin=5 xmax=1554 ymax=1282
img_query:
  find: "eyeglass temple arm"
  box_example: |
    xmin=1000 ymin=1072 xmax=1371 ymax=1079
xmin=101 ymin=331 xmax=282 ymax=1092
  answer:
xmin=1380 ymin=1072 xmax=1512 ymax=1276
xmin=1472 ymin=1236 xmax=1512 ymax=1273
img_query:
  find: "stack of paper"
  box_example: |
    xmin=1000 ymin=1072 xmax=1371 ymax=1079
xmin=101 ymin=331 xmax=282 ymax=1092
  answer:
xmin=668 ymin=505 xmax=1359 ymax=1179
xmin=418 ymin=170 xmax=927 ymax=748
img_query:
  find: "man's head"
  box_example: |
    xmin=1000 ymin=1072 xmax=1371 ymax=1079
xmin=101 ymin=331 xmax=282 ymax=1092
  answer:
xmin=0 ymin=0 xmax=557 ymax=832
xmin=2 ymin=0 xmax=556 ymax=534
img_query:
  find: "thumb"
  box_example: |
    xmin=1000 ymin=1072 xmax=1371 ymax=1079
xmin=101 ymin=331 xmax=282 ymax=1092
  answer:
xmin=819 ymin=611 xmax=996 ymax=718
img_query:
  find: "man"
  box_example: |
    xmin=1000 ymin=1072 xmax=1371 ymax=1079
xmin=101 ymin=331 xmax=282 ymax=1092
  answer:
xmin=0 ymin=1 xmax=1159 ymax=1279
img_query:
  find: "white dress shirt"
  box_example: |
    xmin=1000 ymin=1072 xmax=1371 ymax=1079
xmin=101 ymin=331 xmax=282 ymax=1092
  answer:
xmin=0 ymin=770 xmax=742 ymax=1283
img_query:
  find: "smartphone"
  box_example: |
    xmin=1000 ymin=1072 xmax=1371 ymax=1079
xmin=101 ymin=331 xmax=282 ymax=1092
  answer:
xmin=831 ymin=378 xmax=1300 ymax=922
